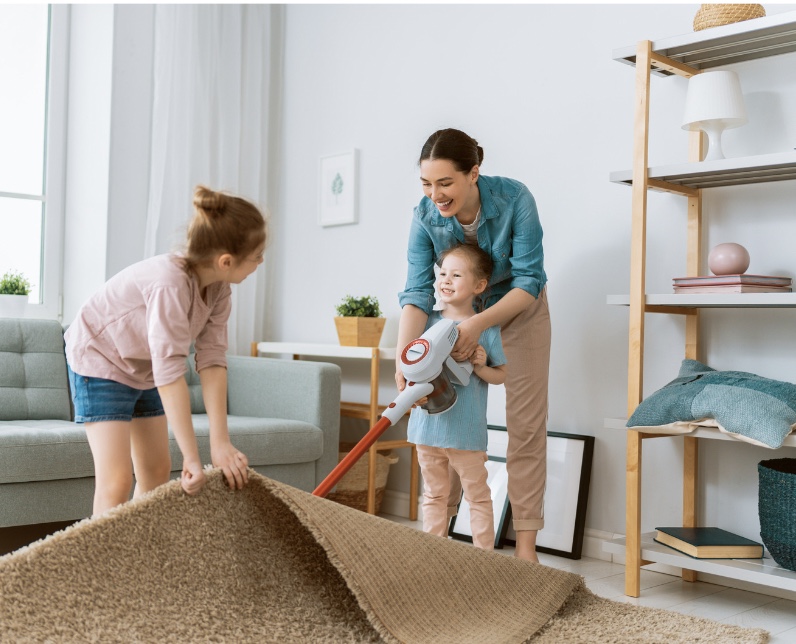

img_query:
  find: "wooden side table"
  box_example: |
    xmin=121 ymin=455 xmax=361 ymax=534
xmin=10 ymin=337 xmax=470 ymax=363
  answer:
xmin=251 ymin=341 xmax=418 ymax=520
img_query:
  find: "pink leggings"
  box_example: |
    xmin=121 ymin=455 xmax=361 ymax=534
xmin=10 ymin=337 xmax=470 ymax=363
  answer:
xmin=417 ymin=445 xmax=494 ymax=550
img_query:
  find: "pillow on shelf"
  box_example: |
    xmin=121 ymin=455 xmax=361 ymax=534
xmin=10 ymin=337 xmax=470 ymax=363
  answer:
xmin=627 ymin=359 xmax=796 ymax=449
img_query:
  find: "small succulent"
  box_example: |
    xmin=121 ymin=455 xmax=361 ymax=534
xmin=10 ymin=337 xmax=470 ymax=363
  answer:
xmin=0 ymin=271 xmax=32 ymax=296
xmin=335 ymin=294 xmax=381 ymax=318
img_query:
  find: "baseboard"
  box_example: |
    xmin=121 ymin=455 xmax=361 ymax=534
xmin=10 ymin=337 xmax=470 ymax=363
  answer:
xmin=380 ymin=488 xmax=419 ymax=519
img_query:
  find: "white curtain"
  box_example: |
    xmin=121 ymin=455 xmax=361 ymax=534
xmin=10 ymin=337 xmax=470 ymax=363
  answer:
xmin=144 ymin=5 xmax=280 ymax=355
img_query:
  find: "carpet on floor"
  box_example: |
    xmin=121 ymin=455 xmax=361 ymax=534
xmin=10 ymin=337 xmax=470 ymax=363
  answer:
xmin=0 ymin=471 xmax=768 ymax=643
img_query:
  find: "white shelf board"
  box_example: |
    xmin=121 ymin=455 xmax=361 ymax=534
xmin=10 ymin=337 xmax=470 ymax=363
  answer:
xmin=604 ymin=417 xmax=796 ymax=448
xmin=255 ymin=342 xmax=396 ymax=361
xmin=610 ymin=151 xmax=796 ymax=189
xmin=604 ymin=533 xmax=796 ymax=592
xmin=607 ymin=292 xmax=796 ymax=308
xmin=613 ymin=10 xmax=796 ymax=75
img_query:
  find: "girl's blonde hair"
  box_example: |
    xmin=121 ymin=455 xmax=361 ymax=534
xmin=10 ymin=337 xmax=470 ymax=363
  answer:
xmin=437 ymin=243 xmax=494 ymax=312
xmin=437 ymin=243 xmax=493 ymax=283
xmin=183 ymin=185 xmax=267 ymax=271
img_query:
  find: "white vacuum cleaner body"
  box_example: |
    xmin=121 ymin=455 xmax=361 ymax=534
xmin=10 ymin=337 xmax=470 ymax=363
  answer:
xmin=381 ymin=318 xmax=472 ymax=424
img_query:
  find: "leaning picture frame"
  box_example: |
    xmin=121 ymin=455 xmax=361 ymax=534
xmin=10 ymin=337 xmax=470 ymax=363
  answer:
xmin=448 ymin=455 xmax=512 ymax=550
xmin=487 ymin=425 xmax=594 ymax=559
xmin=318 ymin=150 xmax=358 ymax=227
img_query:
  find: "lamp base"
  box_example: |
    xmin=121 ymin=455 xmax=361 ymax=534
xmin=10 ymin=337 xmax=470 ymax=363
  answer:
xmin=702 ymin=122 xmax=727 ymax=162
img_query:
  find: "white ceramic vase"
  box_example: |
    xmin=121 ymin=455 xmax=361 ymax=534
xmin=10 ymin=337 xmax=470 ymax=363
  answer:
xmin=0 ymin=294 xmax=29 ymax=318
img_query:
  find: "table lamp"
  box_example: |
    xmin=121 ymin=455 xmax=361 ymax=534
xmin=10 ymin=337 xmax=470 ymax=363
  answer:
xmin=682 ymin=70 xmax=747 ymax=162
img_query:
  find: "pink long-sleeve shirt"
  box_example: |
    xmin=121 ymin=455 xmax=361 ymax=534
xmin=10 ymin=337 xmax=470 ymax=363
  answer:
xmin=65 ymin=254 xmax=231 ymax=389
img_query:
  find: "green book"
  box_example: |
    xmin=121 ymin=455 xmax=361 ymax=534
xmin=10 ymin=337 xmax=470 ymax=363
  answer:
xmin=654 ymin=527 xmax=764 ymax=559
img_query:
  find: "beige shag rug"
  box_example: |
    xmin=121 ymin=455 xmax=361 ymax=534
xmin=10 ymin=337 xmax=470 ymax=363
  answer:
xmin=0 ymin=471 xmax=768 ymax=643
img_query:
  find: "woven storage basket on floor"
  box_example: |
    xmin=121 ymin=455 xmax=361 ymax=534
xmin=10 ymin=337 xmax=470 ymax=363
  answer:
xmin=327 ymin=442 xmax=399 ymax=514
xmin=758 ymin=458 xmax=796 ymax=572
xmin=693 ymin=4 xmax=766 ymax=31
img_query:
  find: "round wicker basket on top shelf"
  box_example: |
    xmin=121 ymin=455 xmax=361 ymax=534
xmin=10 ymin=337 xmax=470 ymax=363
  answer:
xmin=693 ymin=3 xmax=766 ymax=31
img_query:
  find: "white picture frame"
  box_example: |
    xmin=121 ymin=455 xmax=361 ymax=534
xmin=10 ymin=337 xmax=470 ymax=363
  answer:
xmin=318 ymin=150 xmax=358 ymax=227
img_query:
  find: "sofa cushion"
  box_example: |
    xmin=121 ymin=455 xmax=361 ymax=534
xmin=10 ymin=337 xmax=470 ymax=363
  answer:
xmin=186 ymin=416 xmax=324 ymax=467
xmin=0 ymin=319 xmax=72 ymax=421
xmin=0 ymin=416 xmax=324 ymax=485
xmin=0 ymin=420 xmax=91 ymax=483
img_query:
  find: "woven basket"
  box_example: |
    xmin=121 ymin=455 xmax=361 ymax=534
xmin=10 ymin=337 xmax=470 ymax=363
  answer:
xmin=693 ymin=4 xmax=766 ymax=31
xmin=327 ymin=443 xmax=399 ymax=514
xmin=758 ymin=458 xmax=796 ymax=572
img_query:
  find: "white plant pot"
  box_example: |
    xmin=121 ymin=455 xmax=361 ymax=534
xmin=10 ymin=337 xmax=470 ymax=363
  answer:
xmin=0 ymin=294 xmax=29 ymax=318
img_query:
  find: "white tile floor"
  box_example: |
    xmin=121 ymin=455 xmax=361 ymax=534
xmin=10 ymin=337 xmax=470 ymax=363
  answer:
xmin=381 ymin=513 xmax=796 ymax=642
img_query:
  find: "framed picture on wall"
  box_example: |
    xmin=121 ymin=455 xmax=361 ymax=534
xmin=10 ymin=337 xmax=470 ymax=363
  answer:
xmin=448 ymin=455 xmax=512 ymax=550
xmin=318 ymin=149 xmax=358 ymax=227
xmin=487 ymin=425 xmax=594 ymax=559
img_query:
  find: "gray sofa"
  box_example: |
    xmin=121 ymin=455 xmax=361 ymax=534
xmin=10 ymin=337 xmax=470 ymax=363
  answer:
xmin=0 ymin=318 xmax=341 ymax=528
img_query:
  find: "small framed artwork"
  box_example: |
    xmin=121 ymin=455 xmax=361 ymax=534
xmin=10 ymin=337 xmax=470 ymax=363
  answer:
xmin=319 ymin=150 xmax=358 ymax=227
xmin=487 ymin=426 xmax=594 ymax=559
xmin=448 ymin=455 xmax=512 ymax=550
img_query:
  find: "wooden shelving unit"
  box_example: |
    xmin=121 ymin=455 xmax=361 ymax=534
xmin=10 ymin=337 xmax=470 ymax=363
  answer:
xmin=609 ymin=11 xmax=796 ymax=598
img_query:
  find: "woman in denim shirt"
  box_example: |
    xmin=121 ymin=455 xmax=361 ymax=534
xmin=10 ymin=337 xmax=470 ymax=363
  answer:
xmin=396 ymin=128 xmax=550 ymax=562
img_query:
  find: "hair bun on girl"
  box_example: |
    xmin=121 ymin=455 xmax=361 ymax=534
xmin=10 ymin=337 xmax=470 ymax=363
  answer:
xmin=193 ymin=185 xmax=228 ymax=218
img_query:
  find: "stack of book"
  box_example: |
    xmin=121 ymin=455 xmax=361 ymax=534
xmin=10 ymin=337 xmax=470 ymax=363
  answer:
xmin=673 ymin=274 xmax=792 ymax=294
xmin=654 ymin=526 xmax=764 ymax=559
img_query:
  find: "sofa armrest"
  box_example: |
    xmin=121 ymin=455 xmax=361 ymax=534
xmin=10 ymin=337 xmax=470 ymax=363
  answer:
xmin=225 ymin=355 xmax=341 ymax=487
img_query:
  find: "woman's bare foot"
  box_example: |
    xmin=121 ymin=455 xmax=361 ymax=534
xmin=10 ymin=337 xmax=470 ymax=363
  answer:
xmin=514 ymin=529 xmax=539 ymax=563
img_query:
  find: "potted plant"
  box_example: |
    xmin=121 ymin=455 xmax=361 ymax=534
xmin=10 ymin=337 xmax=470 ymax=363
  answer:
xmin=0 ymin=271 xmax=32 ymax=318
xmin=334 ymin=294 xmax=385 ymax=347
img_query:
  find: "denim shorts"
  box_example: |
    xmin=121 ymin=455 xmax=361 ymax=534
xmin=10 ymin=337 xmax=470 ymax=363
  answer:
xmin=67 ymin=365 xmax=165 ymax=424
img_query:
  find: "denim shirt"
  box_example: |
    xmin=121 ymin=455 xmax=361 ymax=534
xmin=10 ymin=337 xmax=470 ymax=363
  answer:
xmin=398 ymin=174 xmax=547 ymax=314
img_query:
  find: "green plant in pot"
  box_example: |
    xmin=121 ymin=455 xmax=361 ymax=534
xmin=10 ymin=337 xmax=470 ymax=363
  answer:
xmin=334 ymin=295 xmax=385 ymax=347
xmin=0 ymin=271 xmax=32 ymax=318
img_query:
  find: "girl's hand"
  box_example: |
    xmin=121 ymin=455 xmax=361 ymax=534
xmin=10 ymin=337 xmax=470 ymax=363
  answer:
xmin=395 ymin=369 xmax=407 ymax=392
xmin=181 ymin=459 xmax=206 ymax=496
xmin=450 ymin=318 xmax=480 ymax=361
xmin=469 ymin=345 xmax=487 ymax=369
xmin=396 ymin=369 xmax=428 ymax=407
xmin=212 ymin=443 xmax=249 ymax=490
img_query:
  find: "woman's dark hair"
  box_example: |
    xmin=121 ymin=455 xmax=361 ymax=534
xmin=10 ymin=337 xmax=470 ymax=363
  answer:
xmin=418 ymin=128 xmax=484 ymax=173
xmin=183 ymin=185 xmax=267 ymax=272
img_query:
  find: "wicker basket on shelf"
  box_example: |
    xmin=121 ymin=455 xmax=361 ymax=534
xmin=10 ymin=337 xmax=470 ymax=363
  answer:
xmin=327 ymin=442 xmax=399 ymax=514
xmin=693 ymin=4 xmax=766 ymax=31
xmin=758 ymin=458 xmax=796 ymax=572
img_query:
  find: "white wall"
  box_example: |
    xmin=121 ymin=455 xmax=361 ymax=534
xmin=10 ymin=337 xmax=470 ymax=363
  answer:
xmin=276 ymin=4 xmax=796 ymax=539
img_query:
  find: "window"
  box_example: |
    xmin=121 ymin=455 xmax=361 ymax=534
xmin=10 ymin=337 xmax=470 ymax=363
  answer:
xmin=0 ymin=5 xmax=66 ymax=317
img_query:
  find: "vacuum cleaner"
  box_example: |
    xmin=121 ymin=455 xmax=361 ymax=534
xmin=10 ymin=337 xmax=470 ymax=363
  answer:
xmin=313 ymin=318 xmax=472 ymax=498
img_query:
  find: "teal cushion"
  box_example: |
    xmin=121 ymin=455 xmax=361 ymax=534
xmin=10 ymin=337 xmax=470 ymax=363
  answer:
xmin=628 ymin=359 xmax=796 ymax=449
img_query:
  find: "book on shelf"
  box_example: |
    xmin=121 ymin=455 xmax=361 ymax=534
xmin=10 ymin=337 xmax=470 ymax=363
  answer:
xmin=673 ymin=284 xmax=793 ymax=294
xmin=672 ymin=274 xmax=792 ymax=287
xmin=654 ymin=527 xmax=764 ymax=559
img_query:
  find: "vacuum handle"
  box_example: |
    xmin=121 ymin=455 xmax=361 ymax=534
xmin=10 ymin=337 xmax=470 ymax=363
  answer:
xmin=313 ymin=416 xmax=392 ymax=498
xmin=381 ymin=381 xmax=434 ymax=424
xmin=313 ymin=381 xmax=433 ymax=499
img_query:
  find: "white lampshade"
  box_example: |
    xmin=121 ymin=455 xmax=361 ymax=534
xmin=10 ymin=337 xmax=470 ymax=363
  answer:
xmin=682 ymin=70 xmax=747 ymax=161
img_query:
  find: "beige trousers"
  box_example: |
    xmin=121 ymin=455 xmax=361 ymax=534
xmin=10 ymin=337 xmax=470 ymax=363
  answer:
xmin=417 ymin=445 xmax=495 ymax=550
xmin=447 ymin=288 xmax=551 ymax=532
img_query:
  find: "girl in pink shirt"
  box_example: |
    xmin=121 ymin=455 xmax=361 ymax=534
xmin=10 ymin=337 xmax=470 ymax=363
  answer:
xmin=65 ymin=185 xmax=266 ymax=515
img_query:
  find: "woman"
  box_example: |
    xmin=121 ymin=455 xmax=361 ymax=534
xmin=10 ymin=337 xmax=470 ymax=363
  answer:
xmin=396 ymin=128 xmax=550 ymax=562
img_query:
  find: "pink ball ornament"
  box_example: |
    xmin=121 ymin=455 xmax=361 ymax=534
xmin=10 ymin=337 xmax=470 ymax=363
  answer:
xmin=708 ymin=243 xmax=750 ymax=275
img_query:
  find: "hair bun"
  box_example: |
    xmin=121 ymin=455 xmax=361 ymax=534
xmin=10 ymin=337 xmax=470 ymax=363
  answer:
xmin=193 ymin=185 xmax=227 ymax=218
xmin=475 ymin=144 xmax=484 ymax=166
